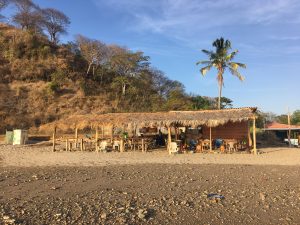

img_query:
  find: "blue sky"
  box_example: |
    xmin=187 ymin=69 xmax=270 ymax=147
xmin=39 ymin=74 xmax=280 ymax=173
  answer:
xmin=5 ymin=0 xmax=300 ymax=114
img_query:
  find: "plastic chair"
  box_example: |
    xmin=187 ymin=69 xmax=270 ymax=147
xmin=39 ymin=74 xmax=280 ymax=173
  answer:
xmin=113 ymin=140 xmax=120 ymax=151
xmin=227 ymin=141 xmax=237 ymax=153
xmin=99 ymin=141 xmax=108 ymax=152
xmin=169 ymin=142 xmax=179 ymax=154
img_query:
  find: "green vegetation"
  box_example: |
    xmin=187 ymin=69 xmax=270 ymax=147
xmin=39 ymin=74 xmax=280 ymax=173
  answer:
xmin=0 ymin=0 xmax=235 ymax=132
xmin=0 ymin=1 xmax=298 ymax=133
xmin=256 ymin=111 xmax=300 ymax=128
xmin=275 ymin=110 xmax=300 ymax=125
xmin=196 ymin=37 xmax=246 ymax=109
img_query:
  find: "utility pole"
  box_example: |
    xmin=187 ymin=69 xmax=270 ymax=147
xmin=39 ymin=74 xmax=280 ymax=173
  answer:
xmin=288 ymin=108 xmax=291 ymax=148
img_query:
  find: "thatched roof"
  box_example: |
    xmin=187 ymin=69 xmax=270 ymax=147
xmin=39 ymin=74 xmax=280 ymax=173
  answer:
xmin=40 ymin=107 xmax=257 ymax=132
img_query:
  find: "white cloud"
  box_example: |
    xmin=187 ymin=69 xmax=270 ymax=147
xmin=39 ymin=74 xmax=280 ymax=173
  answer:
xmin=92 ymin=0 xmax=300 ymax=59
xmin=95 ymin=0 xmax=300 ymax=34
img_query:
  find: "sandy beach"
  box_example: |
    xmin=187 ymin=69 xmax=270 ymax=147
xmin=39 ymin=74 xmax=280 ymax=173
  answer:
xmin=0 ymin=143 xmax=300 ymax=167
xmin=0 ymin=144 xmax=300 ymax=224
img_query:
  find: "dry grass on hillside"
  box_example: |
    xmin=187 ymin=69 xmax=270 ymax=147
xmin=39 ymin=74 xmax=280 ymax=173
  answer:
xmin=0 ymin=82 xmax=114 ymax=133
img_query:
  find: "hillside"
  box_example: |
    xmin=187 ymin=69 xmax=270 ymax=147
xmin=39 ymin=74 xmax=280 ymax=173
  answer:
xmin=0 ymin=82 xmax=115 ymax=132
xmin=0 ymin=23 xmax=223 ymax=132
xmin=0 ymin=23 xmax=109 ymax=132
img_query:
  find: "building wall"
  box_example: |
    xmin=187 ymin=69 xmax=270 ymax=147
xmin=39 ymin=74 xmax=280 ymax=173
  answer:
xmin=202 ymin=121 xmax=249 ymax=140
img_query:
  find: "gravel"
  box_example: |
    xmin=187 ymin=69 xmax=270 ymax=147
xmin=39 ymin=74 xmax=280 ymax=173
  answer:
xmin=0 ymin=164 xmax=299 ymax=224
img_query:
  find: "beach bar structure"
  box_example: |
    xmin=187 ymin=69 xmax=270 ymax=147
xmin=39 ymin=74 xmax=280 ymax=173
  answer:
xmin=263 ymin=122 xmax=300 ymax=146
xmin=41 ymin=107 xmax=258 ymax=154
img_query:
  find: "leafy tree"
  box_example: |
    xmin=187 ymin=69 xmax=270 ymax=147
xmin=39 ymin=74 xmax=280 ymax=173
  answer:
xmin=151 ymin=69 xmax=173 ymax=98
xmin=196 ymin=37 xmax=246 ymax=109
xmin=165 ymin=89 xmax=191 ymax=111
xmin=220 ymin=97 xmax=233 ymax=109
xmin=41 ymin=8 xmax=70 ymax=44
xmin=262 ymin=112 xmax=277 ymax=123
xmin=276 ymin=114 xmax=288 ymax=124
xmin=108 ymin=46 xmax=149 ymax=95
xmin=190 ymin=96 xmax=211 ymax=110
xmin=255 ymin=111 xmax=277 ymax=128
xmin=273 ymin=110 xmax=300 ymax=125
xmin=111 ymin=76 xmax=130 ymax=97
xmin=11 ymin=0 xmax=42 ymax=32
xmin=291 ymin=110 xmax=300 ymax=125
xmin=76 ymin=35 xmax=108 ymax=76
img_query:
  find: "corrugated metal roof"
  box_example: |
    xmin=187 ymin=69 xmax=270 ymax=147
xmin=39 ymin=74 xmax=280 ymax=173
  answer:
xmin=264 ymin=122 xmax=300 ymax=131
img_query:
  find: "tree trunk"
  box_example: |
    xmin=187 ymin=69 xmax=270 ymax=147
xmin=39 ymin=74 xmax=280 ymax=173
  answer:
xmin=122 ymin=83 xmax=126 ymax=95
xmin=218 ymin=81 xmax=223 ymax=109
xmin=217 ymin=70 xmax=224 ymax=110
xmin=86 ymin=63 xmax=92 ymax=75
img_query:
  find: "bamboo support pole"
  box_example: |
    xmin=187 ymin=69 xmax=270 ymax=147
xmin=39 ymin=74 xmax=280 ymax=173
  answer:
xmin=131 ymin=139 xmax=134 ymax=151
xmin=101 ymin=126 xmax=104 ymax=139
xmin=135 ymin=124 xmax=138 ymax=137
xmin=209 ymin=126 xmax=212 ymax=151
xmin=142 ymin=138 xmax=145 ymax=152
xmin=248 ymin=121 xmax=252 ymax=148
xmin=167 ymin=127 xmax=171 ymax=154
xmin=175 ymin=127 xmax=178 ymax=140
xmin=75 ymin=128 xmax=78 ymax=148
xmin=120 ymin=139 xmax=124 ymax=152
xmin=111 ymin=126 xmax=113 ymax=143
xmin=80 ymin=139 xmax=83 ymax=151
xmin=66 ymin=139 xmax=69 ymax=151
xmin=253 ymin=117 xmax=257 ymax=155
xmin=95 ymin=127 xmax=99 ymax=152
xmin=52 ymin=127 xmax=56 ymax=152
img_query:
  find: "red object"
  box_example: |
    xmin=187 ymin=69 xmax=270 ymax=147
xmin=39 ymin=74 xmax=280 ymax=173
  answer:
xmin=264 ymin=122 xmax=300 ymax=131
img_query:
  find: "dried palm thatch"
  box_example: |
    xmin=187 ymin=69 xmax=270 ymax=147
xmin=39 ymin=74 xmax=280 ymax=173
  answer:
xmin=40 ymin=107 xmax=257 ymax=133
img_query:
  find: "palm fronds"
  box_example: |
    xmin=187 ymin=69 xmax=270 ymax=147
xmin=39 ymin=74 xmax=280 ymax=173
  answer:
xmin=196 ymin=37 xmax=246 ymax=109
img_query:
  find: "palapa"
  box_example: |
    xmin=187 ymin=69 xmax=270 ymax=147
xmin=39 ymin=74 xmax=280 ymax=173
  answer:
xmin=40 ymin=107 xmax=257 ymax=133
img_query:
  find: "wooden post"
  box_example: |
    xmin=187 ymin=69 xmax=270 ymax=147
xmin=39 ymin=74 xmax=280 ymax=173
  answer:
xmin=111 ymin=126 xmax=114 ymax=143
xmin=66 ymin=139 xmax=69 ymax=151
xmin=248 ymin=121 xmax=252 ymax=148
xmin=253 ymin=117 xmax=257 ymax=155
xmin=101 ymin=126 xmax=104 ymax=139
xmin=80 ymin=139 xmax=83 ymax=151
xmin=175 ymin=127 xmax=178 ymax=140
xmin=142 ymin=138 xmax=145 ymax=152
xmin=95 ymin=127 xmax=99 ymax=152
xmin=168 ymin=126 xmax=172 ymax=154
xmin=120 ymin=139 xmax=124 ymax=152
xmin=52 ymin=127 xmax=56 ymax=152
xmin=209 ymin=126 xmax=212 ymax=151
xmin=134 ymin=124 xmax=137 ymax=137
xmin=75 ymin=128 xmax=78 ymax=148
xmin=131 ymin=138 xmax=133 ymax=151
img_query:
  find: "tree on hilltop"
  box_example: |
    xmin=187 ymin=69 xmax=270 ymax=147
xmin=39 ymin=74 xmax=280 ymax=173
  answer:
xmin=11 ymin=0 xmax=42 ymax=32
xmin=41 ymin=8 xmax=70 ymax=44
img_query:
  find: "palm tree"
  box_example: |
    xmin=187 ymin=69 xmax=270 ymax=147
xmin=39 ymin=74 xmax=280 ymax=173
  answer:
xmin=196 ymin=37 xmax=246 ymax=109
